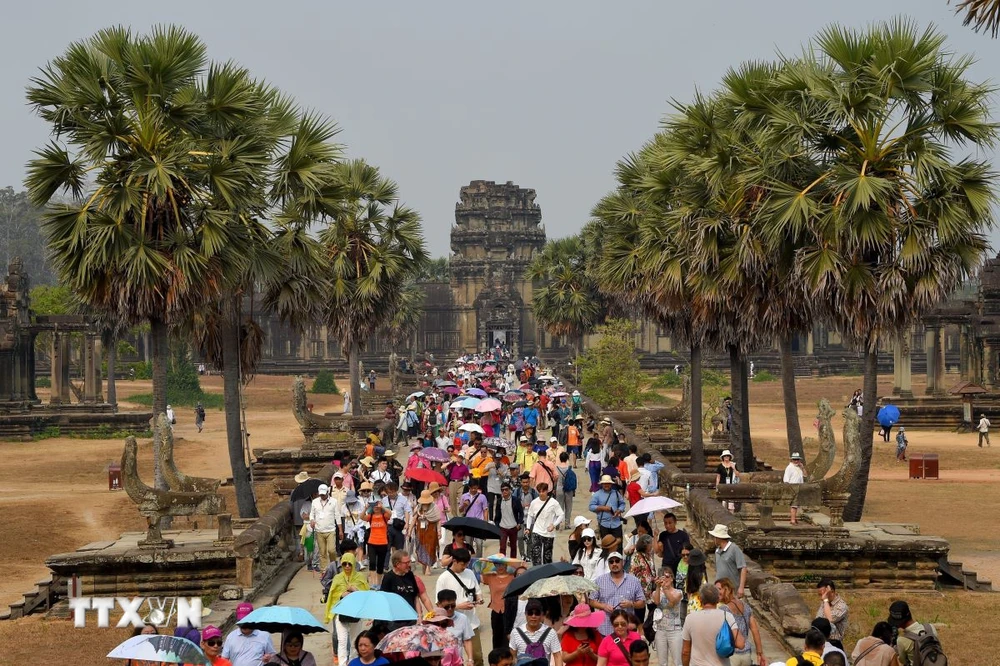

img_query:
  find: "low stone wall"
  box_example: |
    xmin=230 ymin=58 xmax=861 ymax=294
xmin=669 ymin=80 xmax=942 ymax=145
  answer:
xmin=0 ymin=408 xmax=152 ymax=440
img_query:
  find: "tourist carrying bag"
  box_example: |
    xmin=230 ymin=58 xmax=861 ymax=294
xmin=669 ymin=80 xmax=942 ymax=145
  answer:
xmin=517 ymin=627 xmax=551 ymax=661
xmin=715 ymin=608 xmax=736 ymax=658
xmin=613 ymin=636 xmax=632 ymax=665
xmin=904 ymin=624 xmax=947 ymax=666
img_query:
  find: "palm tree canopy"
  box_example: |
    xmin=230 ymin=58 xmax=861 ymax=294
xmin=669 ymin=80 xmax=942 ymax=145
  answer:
xmin=526 ymin=232 xmax=606 ymax=339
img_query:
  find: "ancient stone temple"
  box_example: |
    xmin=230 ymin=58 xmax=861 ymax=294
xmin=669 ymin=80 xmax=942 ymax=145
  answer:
xmin=449 ymin=180 xmax=545 ymax=354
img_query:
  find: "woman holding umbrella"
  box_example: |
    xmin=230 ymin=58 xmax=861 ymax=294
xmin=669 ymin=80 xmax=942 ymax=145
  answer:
xmin=266 ymin=630 xmax=318 ymax=666
xmin=325 ymin=553 xmax=371 ymax=666
xmin=414 ymin=490 xmax=441 ymax=575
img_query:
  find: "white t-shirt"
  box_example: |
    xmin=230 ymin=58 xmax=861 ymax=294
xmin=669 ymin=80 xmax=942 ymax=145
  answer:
xmin=509 ymin=623 xmax=562 ymax=658
xmin=435 ymin=567 xmax=482 ymax=629
xmin=783 ymin=462 xmax=804 ymax=484
xmin=681 ymin=608 xmax=740 ymax=666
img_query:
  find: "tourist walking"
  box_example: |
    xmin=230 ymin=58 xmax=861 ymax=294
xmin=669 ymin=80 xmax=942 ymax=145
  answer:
xmin=482 ymin=561 xmax=519 ymax=650
xmin=815 ymin=579 xmax=849 ymax=644
xmin=526 ymin=482 xmax=564 ymax=565
xmin=514 ymin=474 xmax=538 ymax=558
xmin=343 ymin=390 xmax=351 ymax=414
xmin=194 ymin=402 xmax=206 ymax=433
xmin=495 ymin=482 xmax=523 ymax=558
xmin=590 ymin=475 xmax=626 ymax=540
xmin=436 ymin=548 xmax=484 ymax=666
xmin=413 ymin=490 xmax=440 ymax=574
xmin=851 ymin=622 xmax=898 ymax=666
xmin=510 ymin=599 xmax=563 ymax=666
xmin=323 ymin=553 xmax=370 ymax=666
xmin=783 ymin=452 xmax=805 ymax=525
xmin=715 ymin=450 xmax=740 ymax=512
xmin=596 ymin=609 xmax=642 ymax=666
xmin=709 ymin=524 xmax=747 ymax=598
xmin=309 ymin=484 xmax=343 ymax=572
xmin=223 ymin=603 xmax=277 ymax=666
xmin=717 ymin=577 xmax=766 ymax=666
xmin=585 ymin=438 xmax=605 ymax=491
xmin=572 ymin=528 xmax=604 ymax=579
xmin=652 ymin=569 xmax=683 ymax=666
xmin=380 ymin=550 xmax=434 ymax=622
xmin=895 ymin=428 xmax=908 ymax=462
xmin=979 ymin=413 xmax=991 ymax=447
xmin=588 ymin=552 xmax=646 ymax=637
xmin=364 ymin=503 xmax=390 ymax=586
xmin=555 ymin=452 xmax=577 ymax=529
xmin=655 ymin=512 xmax=690 ymax=575
xmin=382 ymin=482 xmax=413 ymax=553
xmin=165 ymin=404 xmax=175 ymax=430
xmin=198 ymin=625 xmax=232 ymax=666
xmin=680 ymin=584 xmax=744 ymax=666
xmin=561 ymin=603 xmax=602 ymax=666
xmin=888 ymin=600 xmax=943 ymax=666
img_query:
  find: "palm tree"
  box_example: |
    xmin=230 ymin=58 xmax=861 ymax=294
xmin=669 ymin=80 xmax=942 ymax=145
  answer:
xmin=955 ymin=0 xmax=1000 ymax=36
xmin=25 ymin=26 xmax=230 ymax=489
xmin=319 ymin=160 xmax=428 ymax=415
xmin=526 ymin=232 xmax=606 ymax=364
xmin=764 ymin=20 xmax=997 ymax=520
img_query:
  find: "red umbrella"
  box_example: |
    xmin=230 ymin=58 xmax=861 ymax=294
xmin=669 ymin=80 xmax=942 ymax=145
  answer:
xmin=404 ymin=467 xmax=447 ymax=485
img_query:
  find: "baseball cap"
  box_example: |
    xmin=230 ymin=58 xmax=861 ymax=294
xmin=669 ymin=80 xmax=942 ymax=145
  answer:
xmin=235 ymin=602 xmax=253 ymax=620
xmin=333 ymin=471 xmax=344 ymax=479
xmin=572 ymin=516 xmax=591 ymax=528
xmin=317 ymin=484 xmax=330 ymax=495
xmin=606 ymin=552 xmax=624 ymax=561
xmin=549 ymin=436 xmax=558 ymax=442
xmin=888 ymin=600 xmax=911 ymax=622
xmin=201 ymin=625 xmax=223 ymax=641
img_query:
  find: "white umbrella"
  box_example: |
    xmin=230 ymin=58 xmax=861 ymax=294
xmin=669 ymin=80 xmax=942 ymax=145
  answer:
xmin=406 ymin=391 xmax=425 ymax=401
xmin=537 ymin=374 xmax=556 ymax=381
xmin=458 ymin=423 xmax=485 ymax=434
xmin=624 ymin=495 xmax=683 ymax=518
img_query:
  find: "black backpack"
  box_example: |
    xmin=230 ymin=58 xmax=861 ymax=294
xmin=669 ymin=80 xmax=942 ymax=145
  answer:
xmin=904 ymin=624 xmax=947 ymax=666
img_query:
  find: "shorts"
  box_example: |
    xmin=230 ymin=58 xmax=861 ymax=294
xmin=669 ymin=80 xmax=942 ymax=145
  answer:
xmin=568 ymin=445 xmax=582 ymax=456
xmin=369 ymin=544 xmax=389 ymax=573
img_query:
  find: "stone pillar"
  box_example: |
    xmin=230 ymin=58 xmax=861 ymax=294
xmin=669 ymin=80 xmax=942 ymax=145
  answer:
xmin=899 ymin=328 xmax=912 ymax=398
xmin=806 ymin=330 xmax=814 ymax=355
xmin=983 ymin=342 xmax=993 ymax=389
xmin=892 ymin=338 xmax=902 ymax=395
xmin=50 ymin=333 xmax=63 ymax=405
xmin=925 ymin=327 xmax=938 ymax=395
xmin=937 ymin=327 xmax=947 ymax=392
xmin=83 ymin=334 xmax=98 ymax=403
xmin=27 ymin=332 xmax=38 ymax=403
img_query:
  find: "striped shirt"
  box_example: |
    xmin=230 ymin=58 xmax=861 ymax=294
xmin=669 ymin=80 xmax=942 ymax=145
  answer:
xmin=589 ymin=572 xmax=646 ymax=636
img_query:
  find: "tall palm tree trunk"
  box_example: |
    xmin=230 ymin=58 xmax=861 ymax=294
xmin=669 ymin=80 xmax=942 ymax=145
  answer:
xmin=690 ymin=341 xmax=705 ymax=473
xmin=844 ymin=343 xmax=879 ymax=522
xmin=149 ymin=316 xmax=169 ymax=490
xmin=350 ymin=342 xmax=363 ymax=416
xmin=728 ymin=345 xmax=745 ymax=468
xmin=221 ymin=315 xmax=258 ymax=519
xmin=739 ymin=356 xmax=755 ymax=471
xmin=106 ymin=335 xmax=117 ymax=409
xmin=780 ymin=334 xmax=804 ymax=457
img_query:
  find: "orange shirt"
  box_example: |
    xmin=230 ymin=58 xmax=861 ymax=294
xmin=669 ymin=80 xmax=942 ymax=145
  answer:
xmin=368 ymin=512 xmax=388 ymax=546
xmin=567 ymin=426 xmax=580 ymax=446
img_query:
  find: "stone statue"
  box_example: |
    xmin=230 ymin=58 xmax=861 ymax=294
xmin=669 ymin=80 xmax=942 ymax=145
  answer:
xmin=155 ymin=413 xmax=221 ymax=493
xmin=804 ymin=400 xmax=837 ymax=481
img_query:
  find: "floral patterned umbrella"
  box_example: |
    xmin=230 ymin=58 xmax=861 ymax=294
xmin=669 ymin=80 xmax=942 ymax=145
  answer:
xmin=377 ymin=623 xmax=462 ymax=655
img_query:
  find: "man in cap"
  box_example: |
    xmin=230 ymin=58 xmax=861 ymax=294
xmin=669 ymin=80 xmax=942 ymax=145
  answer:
xmin=888 ymin=600 xmax=941 ymax=666
xmin=515 ymin=435 xmax=539 ymax=471
xmin=382 ymin=482 xmax=413 ymax=553
xmin=309 ymin=483 xmax=343 ymax=572
xmin=330 ymin=470 xmax=349 ymax=505
xmin=513 ymin=473 xmax=538 ymax=561
xmin=223 ymin=603 xmax=276 ymax=666
xmin=510 ymin=599 xmax=563 ymax=666
xmin=599 ymin=418 xmax=614 ymax=449
xmin=588 ymin=551 xmax=645 ymax=636
xmin=783 ymin=452 xmax=806 ymax=525
xmin=709 ymin=523 xmax=747 ymax=598
xmin=978 ymin=412 xmax=991 ymax=447
xmin=815 ymin=578 xmax=849 ymax=644
xmin=589 ymin=474 xmax=626 ymax=540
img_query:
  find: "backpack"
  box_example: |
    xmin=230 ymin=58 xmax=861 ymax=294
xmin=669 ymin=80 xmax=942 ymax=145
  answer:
xmin=562 ymin=467 xmax=578 ymax=493
xmin=517 ymin=627 xmax=551 ymax=661
xmin=904 ymin=624 xmax=947 ymax=666
xmin=428 ymin=410 xmax=438 ymax=426
xmin=715 ymin=608 xmax=735 ymax=658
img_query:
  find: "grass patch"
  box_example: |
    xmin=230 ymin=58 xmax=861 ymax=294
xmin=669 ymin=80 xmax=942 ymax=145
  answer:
xmin=638 ymin=390 xmax=672 ymax=404
xmin=129 ymin=391 xmax=224 ymax=410
xmin=752 ymin=370 xmax=777 ymax=382
xmin=650 ymin=373 xmax=684 ymax=389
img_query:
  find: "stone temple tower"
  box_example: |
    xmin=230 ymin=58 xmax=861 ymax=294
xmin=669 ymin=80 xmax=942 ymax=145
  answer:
xmin=450 ymin=180 xmax=546 ymax=355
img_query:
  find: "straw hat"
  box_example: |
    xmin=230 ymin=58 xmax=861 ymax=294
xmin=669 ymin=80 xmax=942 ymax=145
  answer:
xmin=599 ymin=474 xmax=614 ymax=485
xmin=629 ymin=470 xmax=641 ymax=482
xmin=427 ymin=482 xmax=443 ymax=494
xmin=600 ymin=534 xmax=620 ymax=550
xmin=293 ymin=471 xmax=309 ymax=484
xmin=359 ymin=481 xmax=374 ymax=491
xmin=360 ymin=457 xmax=376 ymax=467
xmin=418 ymin=490 xmax=434 ymax=505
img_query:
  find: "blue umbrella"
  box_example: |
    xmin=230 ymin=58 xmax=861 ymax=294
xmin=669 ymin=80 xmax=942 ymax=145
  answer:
xmin=878 ymin=404 xmax=901 ymax=428
xmin=237 ymin=605 xmax=328 ymax=634
xmin=108 ymin=635 xmax=209 ymax=664
xmin=458 ymin=397 xmax=481 ymax=410
xmin=332 ymin=590 xmax=419 ymax=622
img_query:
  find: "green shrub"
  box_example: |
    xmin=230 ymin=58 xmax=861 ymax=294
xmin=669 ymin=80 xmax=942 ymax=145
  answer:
xmin=32 ymin=425 xmax=62 ymax=440
xmin=128 ymin=391 xmax=224 ymax=410
xmin=127 ymin=361 xmax=153 ymax=379
xmin=650 ymin=373 xmax=683 ymax=389
xmin=752 ymin=370 xmax=777 ymax=382
xmin=578 ymin=319 xmax=643 ymax=409
xmin=702 ymin=369 xmax=728 ymax=386
xmin=35 ymin=375 xmax=51 ymax=388
xmin=311 ymin=370 xmax=340 ymax=395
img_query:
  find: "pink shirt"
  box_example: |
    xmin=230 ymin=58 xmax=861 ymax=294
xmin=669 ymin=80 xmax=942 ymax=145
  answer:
xmin=597 ymin=631 xmax=642 ymax=666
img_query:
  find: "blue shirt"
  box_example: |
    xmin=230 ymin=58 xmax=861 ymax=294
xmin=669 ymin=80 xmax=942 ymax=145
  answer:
xmin=348 ymin=657 xmax=390 ymax=666
xmin=589 ymin=488 xmax=625 ymax=529
xmin=643 ymin=461 xmax=664 ymax=492
xmin=523 ymin=407 xmax=540 ymax=426
xmin=222 ymin=628 xmax=276 ymax=666
xmin=589 ymin=572 xmax=646 ymax=635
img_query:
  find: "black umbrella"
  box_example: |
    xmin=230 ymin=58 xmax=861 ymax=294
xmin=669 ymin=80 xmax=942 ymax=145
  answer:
xmin=513 ymin=400 xmax=528 ymax=408
xmin=442 ymin=517 xmax=501 ymax=541
xmin=502 ymin=562 xmax=577 ymax=598
xmin=289 ymin=478 xmax=325 ymax=505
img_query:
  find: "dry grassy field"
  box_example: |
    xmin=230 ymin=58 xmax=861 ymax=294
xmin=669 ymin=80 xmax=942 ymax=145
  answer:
xmin=0 ymin=371 xmax=995 ymax=664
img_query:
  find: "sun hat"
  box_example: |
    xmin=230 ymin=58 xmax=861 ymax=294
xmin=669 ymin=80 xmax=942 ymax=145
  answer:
xmin=519 ymin=436 xmax=529 ymax=443
xmin=294 ymin=471 xmax=310 ymax=484
xmin=384 ymin=451 xmax=396 ymax=457
xmin=708 ymin=524 xmax=731 ymax=540
xmin=201 ymin=625 xmax=223 ymax=641
xmin=235 ymin=602 xmax=253 ymax=621
xmin=572 ymin=516 xmax=592 ymax=528
xmin=424 ymin=607 xmax=452 ymax=624
xmin=360 ymin=481 xmax=374 ymax=491
xmin=360 ymin=457 xmax=376 ymax=466
xmin=549 ymin=436 xmax=558 ymax=443
xmin=418 ymin=490 xmax=434 ymax=505
xmin=600 ymin=534 xmax=620 ymax=550
xmin=790 ymin=452 xmax=803 ymax=460
xmin=601 ymin=418 xmax=611 ymax=425
xmin=564 ymin=603 xmax=607 ymax=628
xmin=721 ymin=450 xmax=733 ymax=459
xmin=317 ymin=484 xmax=330 ymax=495
xmin=606 ymin=552 xmax=624 ymax=561
xmin=572 ymin=390 xmax=580 ymax=396
xmin=410 ymin=442 xmax=422 ymax=450
xmin=599 ymin=474 xmax=614 ymax=485
xmin=581 ymin=528 xmax=596 ymax=539
xmin=345 ymin=490 xmax=359 ymax=505
xmin=687 ymin=548 xmax=707 ymax=567
xmin=629 ymin=470 xmax=641 ymax=482
xmin=427 ymin=482 xmax=443 ymax=494
xmin=333 ymin=471 xmax=344 ymax=479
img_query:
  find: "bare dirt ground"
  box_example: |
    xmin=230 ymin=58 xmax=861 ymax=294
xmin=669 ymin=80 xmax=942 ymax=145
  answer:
xmin=0 ymin=371 xmax=996 ymax=663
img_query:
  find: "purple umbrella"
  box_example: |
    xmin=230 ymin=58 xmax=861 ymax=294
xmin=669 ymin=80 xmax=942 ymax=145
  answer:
xmin=419 ymin=447 xmax=451 ymax=462
xmin=442 ymin=386 xmax=461 ymax=395
xmin=467 ymin=388 xmax=488 ymax=398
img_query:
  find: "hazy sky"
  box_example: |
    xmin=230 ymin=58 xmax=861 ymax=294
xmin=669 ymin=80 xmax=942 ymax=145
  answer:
xmin=3 ymin=1 xmax=1000 ymax=256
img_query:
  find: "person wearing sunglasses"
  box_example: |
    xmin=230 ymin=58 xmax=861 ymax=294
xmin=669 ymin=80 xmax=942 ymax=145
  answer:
xmin=199 ymin=625 xmax=233 ymax=666
xmin=588 ymin=553 xmax=645 ymax=637
xmin=265 ymin=630 xmax=317 ymax=666
xmin=596 ymin=609 xmax=642 ymax=666
xmin=509 ymin=599 xmax=563 ymax=666
xmin=324 ymin=553 xmax=371 ymax=666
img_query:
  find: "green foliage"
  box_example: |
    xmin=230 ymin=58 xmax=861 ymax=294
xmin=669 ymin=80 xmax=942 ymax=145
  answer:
xmin=35 ymin=375 xmax=51 ymax=388
xmin=129 ymin=391 xmax=224 ymax=410
xmin=650 ymin=373 xmax=683 ymax=389
xmin=702 ymin=369 xmax=728 ymax=387
xmin=29 ymin=284 xmax=74 ymax=314
xmin=752 ymin=370 xmax=777 ymax=382
xmin=32 ymin=426 xmax=62 ymax=440
xmin=638 ymin=390 xmax=673 ymax=405
xmin=127 ymin=362 xmax=153 ymax=380
xmin=577 ymin=319 xmax=643 ymax=410
xmin=167 ymin=356 xmax=203 ymax=394
xmin=311 ymin=370 xmax=340 ymax=395
xmin=1 ymin=187 xmax=54 ymax=285
xmin=418 ymin=257 xmax=450 ymax=282
xmin=130 ymin=356 xmax=220 ymax=409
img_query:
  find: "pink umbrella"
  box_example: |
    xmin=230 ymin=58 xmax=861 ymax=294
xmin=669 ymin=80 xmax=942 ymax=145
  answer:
xmin=442 ymin=386 xmax=461 ymax=395
xmin=475 ymin=398 xmax=502 ymax=412
xmin=484 ymin=365 xmax=496 ymax=372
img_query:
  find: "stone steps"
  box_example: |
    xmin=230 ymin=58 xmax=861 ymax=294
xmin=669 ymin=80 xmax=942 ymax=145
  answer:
xmin=2 ymin=576 xmax=61 ymax=621
xmin=937 ymin=557 xmax=994 ymax=592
